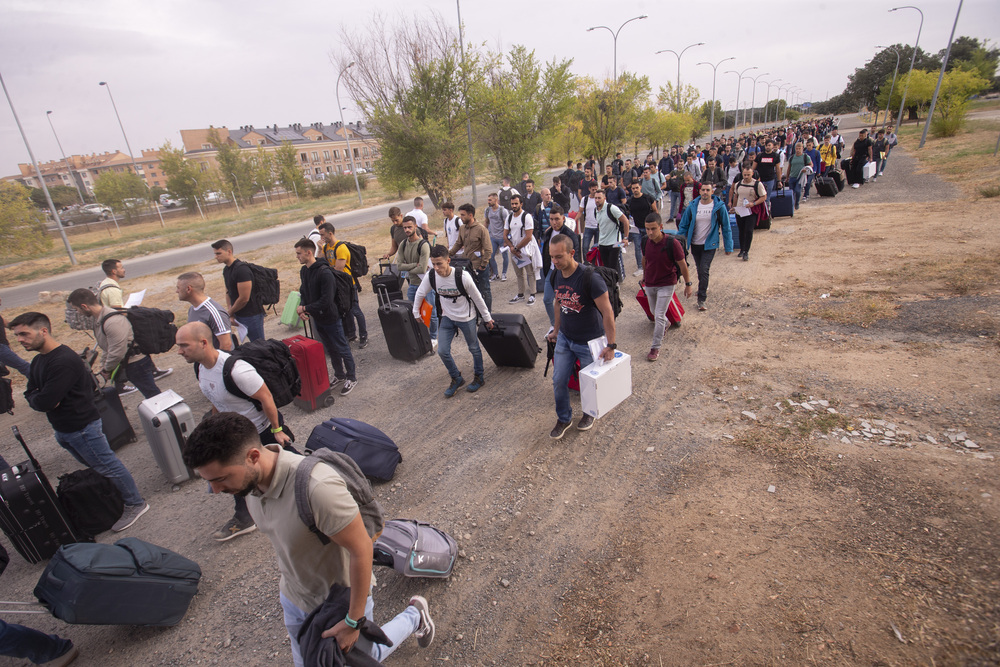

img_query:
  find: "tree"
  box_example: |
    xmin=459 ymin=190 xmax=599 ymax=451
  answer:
xmin=0 ymin=182 xmax=52 ymax=257
xmin=543 ymin=118 xmax=586 ymax=167
xmin=656 ymin=82 xmax=701 ymax=114
xmin=29 ymin=185 xmax=77 ymax=210
xmin=209 ymin=128 xmax=255 ymax=205
xmin=575 ymin=73 xmax=651 ymax=173
xmin=937 ymin=36 xmax=999 ymax=86
xmin=159 ymin=141 xmax=207 ymax=210
xmin=844 ymin=44 xmax=940 ymax=112
xmin=646 ymin=109 xmax=697 ymax=152
xmin=930 ymin=68 xmax=990 ymax=137
xmin=251 ymin=145 xmax=275 ymax=200
xmin=274 ymin=142 xmax=306 ymax=197
xmin=92 ymin=171 xmax=146 ymax=220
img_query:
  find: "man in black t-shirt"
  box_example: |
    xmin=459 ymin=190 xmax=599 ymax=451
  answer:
xmin=848 ymin=129 xmax=874 ymax=188
xmin=9 ymin=311 xmax=148 ymax=532
xmin=544 ymin=235 xmax=618 ymax=439
xmin=627 ymin=181 xmax=657 ymax=268
xmin=752 ymin=140 xmax=780 ymax=197
xmin=212 ymin=239 xmax=265 ymax=342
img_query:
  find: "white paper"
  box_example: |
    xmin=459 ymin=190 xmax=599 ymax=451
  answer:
xmin=124 ymin=290 xmax=145 ymax=308
xmin=235 ymin=321 xmax=248 ymax=343
xmin=588 ymin=335 xmax=608 ymax=364
xmin=514 ymin=252 xmax=532 ymax=268
xmin=499 ymin=245 xmax=509 ymax=254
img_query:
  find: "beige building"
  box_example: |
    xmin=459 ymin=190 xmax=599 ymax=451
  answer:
xmin=9 ymin=149 xmax=167 ymax=196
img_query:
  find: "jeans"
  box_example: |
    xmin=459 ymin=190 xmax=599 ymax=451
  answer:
xmin=407 ymin=283 xmax=438 ymax=339
xmin=598 ymin=245 xmax=622 ymax=282
xmin=122 ymin=355 xmax=161 ymax=399
xmin=803 ymin=174 xmax=815 ymax=198
xmin=789 ymin=177 xmax=803 ymax=210
xmin=761 ymin=179 xmax=776 ymax=199
xmin=542 ymin=273 xmax=556 ymax=326
xmin=628 ymin=232 xmax=642 ymax=269
xmin=437 ymin=317 xmax=484 ymax=380
xmin=54 ymin=418 xmax=143 ymax=506
xmin=668 ymin=191 xmax=681 ymax=220
xmin=0 ymin=619 xmax=73 ymax=663
xmin=313 ymin=318 xmax=356 ymax=382
xmin=581 ymin=228 xmax=599 ymax=257
xmin=643 ymin=283 xmax=676 ymax=349
xmin=281 ymin=592 xmax=419 ymax=667
xmin=469 ymin=266 xmax=492 ymax=312
xmin=736 ymin=214 xmax=756 ymax=255
xmin=551 ymin=331 xmax=595 ymax=424
xmin=341 ymin=292 xmax=367 ymax=341
xmin=235 ymin=313 xmax=265 ymax=342
xmin=488 ymin=237 xmax=508 ymax=277
xmin=689 ymin=245 xmax=717 ymax=303
xmin=0 ymin=344 xmax=30 ymax=376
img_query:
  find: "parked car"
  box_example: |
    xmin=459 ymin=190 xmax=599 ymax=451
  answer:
xmin=82 ymin=203 xmax=111 ymax=218
xmin=204 ymin=191 xmax=223 ymax=203
xmin=159 ymin=194 xmax=182 ymax=208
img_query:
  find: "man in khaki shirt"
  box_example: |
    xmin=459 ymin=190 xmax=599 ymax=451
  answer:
xmin=184 ymin=413 xmax=435 ymax=667
xmin=450 ymin=203 xmax=493 ymax=310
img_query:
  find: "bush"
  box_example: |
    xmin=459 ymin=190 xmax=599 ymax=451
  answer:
xmin=307 ymin=174 xmax=368 ymax=198
xmin=979 ymin=183 xmax=1000 ymax=198
xmin=931 ymin=113 xmax=966 ymax=138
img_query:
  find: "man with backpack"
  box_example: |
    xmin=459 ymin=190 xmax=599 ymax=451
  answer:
xmin=497 ymin=177 xmax=519 ymax=212
xmin=484 ymin=193 xmax=509 ymax=282
xmin=67 ymin=288 xmax=163 ymax=399
xmin=450 ymin=203 xmax=493 ymax=310
xmin=626 ymin=181 xmax=658 ymax=277
xmin=413 ymin=246 xmax=494 ymax=397
xmin=503 ymin=194 xmax=538 ymax=305
xmin=578 ymin=181 xmax=600 ymax=257
xmin=176 ymin=272 xmax=234 ymax=351
xmin=174 ymin=321 xmax=296 ymax=541
xmin=213 ymin=239 xmax=266 ymax=342
xmin=294 ymin=239 xmax=358 ymax=394
xmin=397 ymin=217 xmax=438 ymax=347
xmin=318 ymin=223 xmax=368 ymax=349
xmin=641 ymin=212 xmax=693 ymax=362
xmin=99 ymin=258 xmax=172 ymax=383
xmin=545 ymin=235 xmax=618 ymax=439
xmin=593 ymin=189 xmax=630 ymax=282
xmin=182 ymin=412 xmax=435 ymax=666
xmin=540 ymin=205 xmax=580 ymax=331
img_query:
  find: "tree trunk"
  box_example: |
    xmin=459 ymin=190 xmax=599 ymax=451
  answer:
xmin=907 ymin=106 xmax=919 ymax=121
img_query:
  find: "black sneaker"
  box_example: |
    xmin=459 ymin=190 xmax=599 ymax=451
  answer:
xmin=466 ymin=375 xmax=485 ymax=392
xmin=340 ymin=380 xmax=357 ymax=396
xmin=550 ymin=420 xmax=572 ymax=440
xmin=358 ymin=336 xmax=369 ymax=349
xmin=151 ymin=368 xmax=173 ymax=380
xmin=577 ymin=414 xmax=595 ymax=430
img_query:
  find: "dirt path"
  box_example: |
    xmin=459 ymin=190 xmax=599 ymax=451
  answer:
xmin=1 ymin=133 xmax=998 ymax=666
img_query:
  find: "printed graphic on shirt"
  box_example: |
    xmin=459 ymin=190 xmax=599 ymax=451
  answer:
xmin=554 ymin=285 xmax=585 ymax=314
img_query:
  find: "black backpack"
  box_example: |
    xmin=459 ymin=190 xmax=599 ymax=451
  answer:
xmin=0 ymin=374 xmax=12 ymax=415
xmin=428 ymin=267 xmax=482 ymax=321
xmin=547 ymin=265 xmax=622 ymax=319
xmin=498 ymin=187 xmax=514 ymax=211
xmin=101 ymin=307 xmax=177 ymax=356
xmin=245 ymin=262 xmax=280 ymax=312
xmin=330 ymin=268 xmax=354 ymax=316
xmin=333 ymin=241 xmax=369 ymax=279
xmin=195 ymin=340 xmax=301 ymax=410
xmin=56 ymin=468 xmax=124 ymax=540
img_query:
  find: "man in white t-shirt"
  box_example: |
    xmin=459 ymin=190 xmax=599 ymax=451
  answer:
xmin=441 ymin=201 xmax=462 ymax=252
xmin=404 ymin=197 xmax=430 ymax=234
xmin=578 ymin=181 xmax=600 ymax=257
xmin=175 ymin=321 xmax=294 ymax=542
xmin=503 ymin=194 xmax=537 ymax=305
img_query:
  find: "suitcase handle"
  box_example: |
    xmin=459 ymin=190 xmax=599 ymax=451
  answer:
xmin=10 ymin=426 xmax=39 ymax=470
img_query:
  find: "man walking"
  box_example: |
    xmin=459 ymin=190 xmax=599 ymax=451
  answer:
xmin=0 ymin=298 xmax=30 ymax=377
xmin=593 ymin=189 xmax=629 ymax=282
xmin=397 ymin=217 xmax=438 ymax=347
xmin=679 ymin=178 xmax=734 ymax=310
xmin=752 ymin=140 xmax=780 ymax=197
xmin=450 ymin=203 xmax=493 ymax=310
xmin=177 ymin=272 xmax=233 ymax=351
xmin=484 ymin=193 xmax=509 ymax=282
xmin=99 ymin=258 xmax=172 ymax=381
xmin=213 ymin=240 xmax=265 ymax=342
xmin=319 ymin=223 xmax=368 ymax=349
xmin=641 ymin=213 xmax=693 ymax=361
xmin=540 ymin=206 xmax=580 ymax=331
xmin=504 ymin=194 xmax=537 ymax=305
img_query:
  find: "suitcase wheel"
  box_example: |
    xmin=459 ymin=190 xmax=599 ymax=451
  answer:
xmin=324 ymin=394 xmax=336 ymax=408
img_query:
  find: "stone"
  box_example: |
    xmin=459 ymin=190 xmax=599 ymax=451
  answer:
xmin=645 ymin=446 xmax=655 ymax=453
xmin=818 ymin=400 xmax=829 ymax=407
xmin=963 ymin=440 xmax=980 ymax=449
xmin=925 ymin=435 xmax=938 ymax=444
xmin=801 ymin=403 xmax=815 ymax=411
xmin=741 ymin=411 xmax=757 ymax=421
xmin=841 ymin=437 xmax=851 ymax=444
xmin=500 ymin=579 xmax=510 ymax=588
xmin=767 ymin=485 xmax=776 ymax=493
xmin=827 ymin=408 xmax=838 ymax=414
xmin=885 ymin=430 xmax=896 ymax=438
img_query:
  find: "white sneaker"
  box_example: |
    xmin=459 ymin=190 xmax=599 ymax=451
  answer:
xmin=878 ymin=171 xmax=884 ymax=176
xmin=509 ymin=295 xmax=524 ymax=303
xmin=851 ymin=183 xmax=860 ymax=189
xmin=527 ymin=295 xmax=535 ymax=305
xmin=632 ymin=269 xmax=643 ymax=277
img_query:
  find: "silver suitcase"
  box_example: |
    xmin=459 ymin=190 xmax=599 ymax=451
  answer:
xmin=138 ymin=390 xmax=194 ymax=485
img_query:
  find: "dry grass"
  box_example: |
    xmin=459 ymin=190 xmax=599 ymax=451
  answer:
xmin=800 ymin=292 xmax=900 ymax=328
xmin=897 ymin=118 xmax=1000 ymax=198
xmin=886 ymin=253 xmax=1000 ymax=296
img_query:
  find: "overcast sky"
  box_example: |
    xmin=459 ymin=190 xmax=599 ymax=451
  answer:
xmin=2 ymin=0 xmax=997 ymax=178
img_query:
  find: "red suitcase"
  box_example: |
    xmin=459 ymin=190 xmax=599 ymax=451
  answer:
xmin=636 ymin=282 xmax=654 ymax=321
xmin=666 ymin=292 xmax=685 ymax=325
xmin=282 ymin=324 xmax=334 ymax=412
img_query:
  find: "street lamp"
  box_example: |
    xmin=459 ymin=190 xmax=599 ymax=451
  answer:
xmin=587 ymin=15 xmax=647 ymax=81
xmin=889 ymin=5 xmax=924 ymax=135
xmin=45 ymin=111 xmax=86 ymax=204
xmin=1 ymin=70 xmax=76 ymax=264
xmin=920 ymin=0 xmax=964 ymax=149
xmin=748 ymin=71 xmax=770 ymax=133
xmin=456 ymin=0 xmax=477 ymax=206
xmin=876 ymin=45 xmax=902 ymax=131
xmin=777 ymin=83 xmax=793 ymax=123
xmin=335 ymin=62 xmax=363 ymax=207
xmin=763 ymin=78 xmax=782 ymax=126
xmin=723 ymin=100 xmax=736 ymax=131
xmin=99 ymin=81 xmax=165 ymax=228
xmin=655 ymin=42 xmax=704 ymax=111
xmin=725 ymin=66 xmax=758 ymax=129
xmin=696 ymin=57 xmax=735 ymax=142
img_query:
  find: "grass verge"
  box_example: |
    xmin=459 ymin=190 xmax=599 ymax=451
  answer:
xmin=799 ymin=292 xmax=899 ymax=328
xmin=897 ymin=118 xmax=1000 ymax=197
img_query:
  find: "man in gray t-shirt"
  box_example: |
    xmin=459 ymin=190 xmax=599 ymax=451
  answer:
xmin=484 ymin=192 xmax=510 ymax=281
xmin=177 ymin=271 xmax=233 ymax=350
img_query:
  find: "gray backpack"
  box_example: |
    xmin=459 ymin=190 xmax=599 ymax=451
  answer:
xmin=294 ymin=449 xmax=385 ymax=543
xmin=373 ymin=519 xmax=457 ymax=578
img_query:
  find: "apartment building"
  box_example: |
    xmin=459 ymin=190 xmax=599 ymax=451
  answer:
xmin=11 ymin=149 xmax=167 ymax=196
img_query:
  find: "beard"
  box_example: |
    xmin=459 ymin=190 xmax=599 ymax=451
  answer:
xmin=232 ymin=466 xmax=261 ymax=497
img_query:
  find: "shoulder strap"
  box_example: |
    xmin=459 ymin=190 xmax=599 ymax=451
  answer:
xmin=295 ymin=449 xmax=384 ymax=544
xmin=221 ymin=355 xmax=261 ymax=411
xmin=294 ymin=456 xmax=330 ymax=544
xmin=99 ymin=310 xmax=127 ymax=335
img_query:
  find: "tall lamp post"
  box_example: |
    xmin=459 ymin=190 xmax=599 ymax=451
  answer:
xmin=777 ymin=83 xmax=793 ymax=123
xmin=763 ymin=78 xmax=782 ymax=126
xmin=587 ymin=15 xmax=648 ymax=81
xmin=889 ymin=5 xmax=924 ymax=135
xmin=335 ymin=62 xmax=363 ymax=207
xmin=725 ymin=66 xmax=758 ymax=128
xmin=456 ymin=0 xmax=477 ymax=206
xmin=45 ymin=111 xmax=86 ymax=204
xmin=697 ymin=57 xmax=735 ymax=142
xmin=920 ymin=0 xmax=963 ymax=148
xmin=875 ymin=45 xmax=901 ymax=130
xmin=2 ymin=70 xmax=76 ymax=264
xmin=99 ymin=81 xmax=165 ymax=228
xmin=748 ymin=71 xmax=770 ymax=133
xmin=655 ymin=42 xmax=705 ymax=111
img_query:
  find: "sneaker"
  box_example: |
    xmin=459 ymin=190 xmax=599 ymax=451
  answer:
xmin=501 ymin=274 xmax=508 ymax=282
xmin=647 ymin=348 xmax=659 ymax=362
xmin=409 ymin=595 xmax=435 ymax=648
xmin=151 ymin=368 xmax=173 ymax=380
xmin=347 ymin=335 xmax=358 ymax=342
xmin=878 ymin=171 xmax=884 ymax=176
xmin=852 ymin=183 xmax=860 ymax=189
xmin=358 ymin=336 xmax=369 ymax=349
xmin=576 ymin=414 xmax=595 ymax=431
xmin=743 ymin=253 xmax=749 ymax=262
xmin=527 ymin=295 xmax=535 ymax=305
xmin=112 ymin=502 xmax=149 ymax=532
xmin=550 ymin=420 xmax=572 ymax=440
xmin=444 ymin=376 xmax=465 ymax=398
xmin=466 ymin=375 xmax=485 ymax=392
xmin=431 ymin=338 xmax=438 ymax=350
xmin=212 ymin=516 xmax=257 ymax=542
xmin=490 ymin=274 xmax=500 ymax=282
xmin=632 ymin=269 xmax=643 ymax=277
xmin=698 ymin=301 xmax=707 ymax=311
xmin=117 ymin=383 xmax=138 ymax=396
xmin=330 ymin=377 xmax=344 ymax=389
xmin=509 ymin=294 xmax=524 ymax=303
xmin=40 ymin=645 xmax=79 ymax=667
xmin=340 ymin=380 xmax=357 ymax=396
xmin=669 ymin=320 xmax=681 ymax=329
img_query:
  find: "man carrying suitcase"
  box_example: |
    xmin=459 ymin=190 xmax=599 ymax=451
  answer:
xmin=413 ymin=246 xmax=494 ymax=397
xmin=9 ymin=312 xmax=149 ymax=533
xmin=397 ymin=218 xmax=438 ymax=347
xmin=183 ymin=413 xmax=435 ymax=666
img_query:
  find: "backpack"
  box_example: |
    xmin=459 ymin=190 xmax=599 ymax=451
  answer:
xmin=333 ymin=241 xmax=369 ymax=279
xmin=428 ymin=267 xmax=481 ymax=321
xmin=330 ymin=267 xmax=354 ymax=315
xmin=294 ymin=448 xmax=385 ymax=544
xmin=548 ymin=265 xmax=622 ymax=319
xmin=244 ymin=262 xmax=280 ymax=312
xmin=195 ymin=340 xmax=301 ymax=410
xmin=0 ymin=376 xmax=12 ymax=415
xmin=506 ymin=211 xmax=530 ymax=243
xmin=65 ymin=284 xmax=115 ymax=331
xmin=497 ymin=187 xmax=513 ymax=211
xmin=101 ymin=307 xmax=177 ymax=356
xmin=373 ymin=519 xmax=458 ymax=579
xmin=56 ymin=468 xmax=124 ymax=540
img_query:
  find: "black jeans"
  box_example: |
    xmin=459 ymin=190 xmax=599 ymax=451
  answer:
xmin=470 ymin=266 xmax=492 ymax=311
xmin=689 ymin=244 xmax=716 ymax=303
xmin=736 ymin=214 xmax=756 ymax=255
xmin=598 ymin=245 xmax=622 ymax=282
xmin=341 ymin=290 xmax=367 ymax=340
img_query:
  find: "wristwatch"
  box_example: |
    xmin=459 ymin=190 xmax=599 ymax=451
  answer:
xmin=607 ymin=343 xmax=617 ymax=350
xmin=685 ymin=281 xmax=693 ymax=286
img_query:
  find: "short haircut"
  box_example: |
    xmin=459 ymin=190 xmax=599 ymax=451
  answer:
xmin=488 ymin=192 xmax=497 ymax=200
xmin=550 ymin=204 xmax=565 ymax=216
xmin=8 ymin=311 xmax=51 ymax=331
xmin=101 ymin=259 xmax=121 ymax=276
xmin=566 ymin=160 xmax=573 ymax=167
xmin=645 ymin=212 xmax=662 ymax=225
xmin=552 ymin=176 xmax=561 ymax=185
xmin=177 ymin=271 xmax=205 ymax=291
xmin=525 ymin=179 xmax=534 ymax=186
xmin=402 ymin=215 xmax=416 ymax=225
xmin=441 ymin=201 xmax=454 ymax=210
xmin=388 ymin=206 xmax=401 ymax=217
xmin=502 ymin=177 xmax=510 ymax=185
xmin=414 ymin=197 xmax=423 ymax=205
xmin=183 ymin=412 xmax=259 ymax=470
xmin=313 ymin=214 xmax=325 ymax=225
xmin=294 ymin=238 xmax=316 ymax=252
xmin=430 ymin=245 xmax=449 ymax=259
xmin=318 ymin=222 xmax=335 ymax=234
xmin=67 ymin=288 xmax=99 ymax=307
xmin=742 ymin=160 xmax=755 ymax=170
xmin=458 ymin=203 xmax=475 ymax=216
xmin=211 ymin=239 xmax=233 ymax=253
xmin=549 ymin=234 xmax=573 ymax=251
xmin=510 ymin=194 xmax=522 ymax=204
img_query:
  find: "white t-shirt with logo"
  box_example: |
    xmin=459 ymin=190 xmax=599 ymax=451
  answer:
xmin=197 ymin=351 xmax=268 ymax=432
xmin=693 ymin=201 xmax=714 ymax=245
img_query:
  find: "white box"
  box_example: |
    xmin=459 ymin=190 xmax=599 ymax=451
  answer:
xmin=579 ymin=351 xmax=632 ymax=419
xmin=863 ymin=161 xmax=877 ymax=180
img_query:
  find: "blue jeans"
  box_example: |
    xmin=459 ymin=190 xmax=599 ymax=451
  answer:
xmin=628 ymin=232 xmax=642 ymax=269
xmin=0 ymin=619 xmax=73 ymax=663
xmin=437 ymin=317 xmax=484 ymax=380
xmin=407 ymin=283 xmax=438 ymax=340
xmin=488 ymin=237 xmax=508 ymax=277
xmin=789 ymin=177 xmax=803 ymax=210
xmin=281 ymin=592 xmax=419 ymax=667
xmin=53 ymin=418 xmax=143 ymax=506
xmin=581 ymin=228 xmax=598 ymax=257
xmin=235 ymin=313 xmax=265 ymax=342
xmin=803 ymin=174 xmax=815 ymax=198
xmin=761 ymin=179 xmax=776 ymax=199
xmin=551 ymin=331 xmax=595 ymax=424
xmin=0 ymin=344 xmax=30 ymax=376
xmin=122 ymin=355 xmax=161 ymax=399
xmin=668 ymin=191 xmax=681 ymax=220
xmin=543 ymin=273 xmax=556 ymax=326
xmin=313 ymin=318 xmax=356 ymax=382
xmin=470 ymin=266 xmax=492 ymax=312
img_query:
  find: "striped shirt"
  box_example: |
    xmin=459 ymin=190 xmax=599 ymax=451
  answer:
xmin=187 ymin=297 xmax=231 ymax=348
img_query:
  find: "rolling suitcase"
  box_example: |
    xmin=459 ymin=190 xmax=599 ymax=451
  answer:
xmin=828 ymin=169 xmax=846 ymax=192
xmin=95 ymin=386 xmax=136 ymax=451
xmin=305 ymin=417 xmax=402 ymax=481
xmin=814 ymin=175 xmax=838 ymax=197
xmin=666 ymin=292 xmax=685 ymax=325
xmin=372 ymin=262 xmax=403 ymax=308
xmin=729 ymin=213 xmax=740 ymax=250
xmin=636 ymin=282 xmax=654 ymax=321
xmin=137 ymin=390 xmax=194 ymax=485
xmin=280 ymin=291 xmax=303 ymax=328
xmin=0 ymin=426 xmax=80 ymax=564
xmin=34 ymin=537 xmax=202 ymax=626
xmin=282 ymin=321 xmax=334 ymax=412
xmin=477 ymin=313 xmax=540 ymax=368
xmin=377 ymin=291 xmax=432 ymax=362
xmin=769 ymin=187 xmax=794 ymax=218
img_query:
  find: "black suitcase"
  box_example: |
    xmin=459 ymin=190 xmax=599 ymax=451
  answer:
xmin=828 ymin=169 xmax=846 ymax=192
xmin=95 ymin=386 xmax=136 ymax=451
xmin=0 ymin=426 xmax=80 ymax=564
xmin=372 ymin=262 xmax=403 ymax=308
xmin=477 ymin=313 xmax=540 ymax=368
xmin=377 ymin=293 xmax=432 ymax=362
xmin=814 ymin=176 xmax=838 ymax=197
xmin=56 ymin=469 xmax=123 ymax=540
xmin=34 ymin=537 xmax=202 ymax=626
xmin=769 ymin=187 xmax=794 ymax=218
